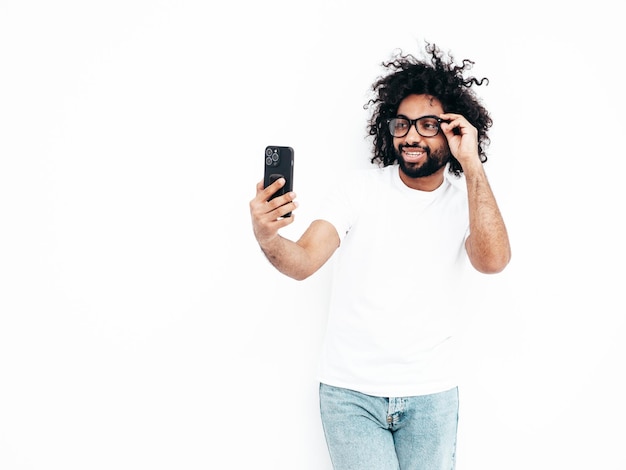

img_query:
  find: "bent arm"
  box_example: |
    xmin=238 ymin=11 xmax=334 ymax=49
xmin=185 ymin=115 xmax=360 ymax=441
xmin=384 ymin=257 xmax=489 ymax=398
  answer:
xmin=464 ymin=162 xmax=511 ymax=274
xmin=250 ymin=179 xmax=339 ymax=280
xmin=440 ymin=113 xmax=511 ymax=274
xmin=258 ymin=219 xmax=340 ymax=281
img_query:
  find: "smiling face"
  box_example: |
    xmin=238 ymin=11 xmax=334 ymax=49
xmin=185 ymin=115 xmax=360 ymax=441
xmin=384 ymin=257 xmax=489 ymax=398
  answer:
xmin=393 ymin=94 xmax=451 ymax=190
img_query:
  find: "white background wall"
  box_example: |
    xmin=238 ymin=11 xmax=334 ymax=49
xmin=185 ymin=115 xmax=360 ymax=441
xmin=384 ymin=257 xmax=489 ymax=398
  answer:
xmin=1 ymin=1 xmax=624 ymax=468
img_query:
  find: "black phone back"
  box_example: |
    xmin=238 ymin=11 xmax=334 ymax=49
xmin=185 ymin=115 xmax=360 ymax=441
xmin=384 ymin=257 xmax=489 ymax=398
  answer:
xmin=263 ymin=145 xmax=294 ymax=201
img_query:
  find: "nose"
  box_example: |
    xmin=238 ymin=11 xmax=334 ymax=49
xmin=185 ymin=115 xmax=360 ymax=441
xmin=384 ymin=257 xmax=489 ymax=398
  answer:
xmin=403 ymin=122 xmax=424 ymax=144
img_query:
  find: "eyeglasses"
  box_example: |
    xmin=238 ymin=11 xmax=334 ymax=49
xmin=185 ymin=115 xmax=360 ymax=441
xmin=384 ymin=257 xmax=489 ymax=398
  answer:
xmin=386 ymin=115 xmax=446 ymax=138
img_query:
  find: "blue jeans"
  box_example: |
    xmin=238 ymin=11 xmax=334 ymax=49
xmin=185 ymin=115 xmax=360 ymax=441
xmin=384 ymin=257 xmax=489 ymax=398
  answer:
xmin=319 ymin=384 xmax=458 ymax=470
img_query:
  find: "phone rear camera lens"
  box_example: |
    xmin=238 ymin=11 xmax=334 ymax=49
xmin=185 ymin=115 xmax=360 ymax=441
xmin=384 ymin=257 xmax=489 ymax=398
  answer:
xmin=272 ymin=153 xmax=279 ymax=162
xmin=265 ymin=148 xmax=273 ymax=157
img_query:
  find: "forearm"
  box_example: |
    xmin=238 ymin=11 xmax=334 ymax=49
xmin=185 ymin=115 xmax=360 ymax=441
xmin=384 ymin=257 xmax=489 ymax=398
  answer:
xmin=464 ymin=163 xmax=511 ymax=273
xmin=257 ymin=220 xmax=340 ymax=281
xmin=258 ymin=234 xmax=315 ymax=281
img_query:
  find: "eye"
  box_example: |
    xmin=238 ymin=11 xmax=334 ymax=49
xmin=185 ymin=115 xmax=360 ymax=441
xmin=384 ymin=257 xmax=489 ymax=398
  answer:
xmin=394 ymin=120 xmax=408 ymax=130
xmin=420 ymin=118 xmax=439 ymax=130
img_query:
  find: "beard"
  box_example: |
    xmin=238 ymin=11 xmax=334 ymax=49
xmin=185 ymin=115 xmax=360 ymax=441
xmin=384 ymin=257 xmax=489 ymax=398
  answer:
xmin=395 ymin=143 xmax=451 ymax=178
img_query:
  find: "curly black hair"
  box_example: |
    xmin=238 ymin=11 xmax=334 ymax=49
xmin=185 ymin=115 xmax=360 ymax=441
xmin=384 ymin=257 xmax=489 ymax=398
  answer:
xmin=365 ymin=42 xmax=492 ymax=177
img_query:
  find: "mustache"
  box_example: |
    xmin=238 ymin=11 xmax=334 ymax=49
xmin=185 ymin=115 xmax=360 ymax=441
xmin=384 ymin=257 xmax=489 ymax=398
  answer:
xmin=399 ymin=143 xmax=429 ymax=152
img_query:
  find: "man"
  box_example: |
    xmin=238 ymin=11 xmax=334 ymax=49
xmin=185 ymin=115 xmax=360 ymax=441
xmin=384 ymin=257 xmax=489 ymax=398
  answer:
xmin=249 ymin=42 xmax=511 ymax=470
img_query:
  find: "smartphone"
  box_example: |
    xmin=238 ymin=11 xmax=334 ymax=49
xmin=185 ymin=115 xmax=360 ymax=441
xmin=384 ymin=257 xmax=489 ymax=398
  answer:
xmin=263 ymin=145 xmax=294 ymax=217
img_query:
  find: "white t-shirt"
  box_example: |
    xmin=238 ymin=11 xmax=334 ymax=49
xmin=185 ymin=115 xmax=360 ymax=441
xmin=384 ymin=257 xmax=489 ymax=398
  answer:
xmin=316 ymin=164 xmax=471 ymax=397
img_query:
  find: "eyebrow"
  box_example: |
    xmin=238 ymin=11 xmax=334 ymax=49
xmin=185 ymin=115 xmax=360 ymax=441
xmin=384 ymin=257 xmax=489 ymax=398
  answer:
xmin=395 ymin=114 xmax=440 ymax=119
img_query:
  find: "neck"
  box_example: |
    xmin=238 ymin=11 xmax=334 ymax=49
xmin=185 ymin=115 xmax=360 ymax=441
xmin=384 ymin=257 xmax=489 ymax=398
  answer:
xmin=399 ymin=166 xmax=446 ymax=191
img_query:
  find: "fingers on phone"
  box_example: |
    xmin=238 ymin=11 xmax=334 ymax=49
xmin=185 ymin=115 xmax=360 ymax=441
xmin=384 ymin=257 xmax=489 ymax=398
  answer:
xmin=272 ymin=195 xmax=298 ymax=219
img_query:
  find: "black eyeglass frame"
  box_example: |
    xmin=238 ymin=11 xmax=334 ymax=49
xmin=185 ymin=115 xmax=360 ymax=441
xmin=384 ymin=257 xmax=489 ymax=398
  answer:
xmin=385 ymin=115 xmax=448 ymax=138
